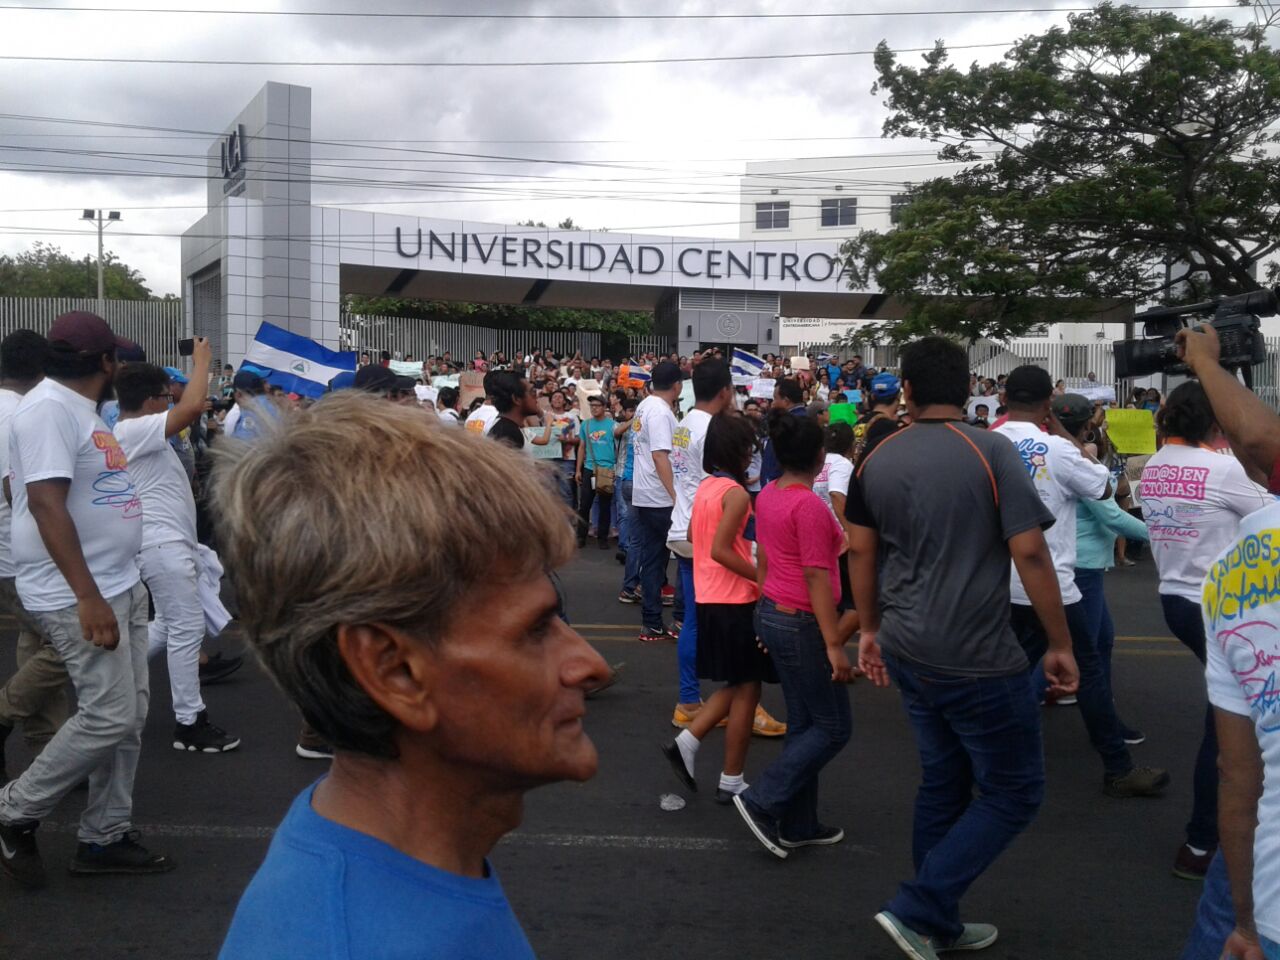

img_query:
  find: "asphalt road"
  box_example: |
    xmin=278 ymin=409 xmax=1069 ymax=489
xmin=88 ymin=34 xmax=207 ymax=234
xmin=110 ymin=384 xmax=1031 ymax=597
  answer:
xmin=0 ymin=552 xmax=1211 ymax=960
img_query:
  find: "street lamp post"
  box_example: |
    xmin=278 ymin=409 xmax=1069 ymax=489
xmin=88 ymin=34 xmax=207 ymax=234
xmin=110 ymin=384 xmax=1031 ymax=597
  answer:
xmin=80 ymin=209 xmax=121 ymax=313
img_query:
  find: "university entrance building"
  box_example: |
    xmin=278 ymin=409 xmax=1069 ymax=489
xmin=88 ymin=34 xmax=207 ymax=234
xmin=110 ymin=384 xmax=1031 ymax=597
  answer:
xmin=181 ymin=83 xmax=874 ymax=368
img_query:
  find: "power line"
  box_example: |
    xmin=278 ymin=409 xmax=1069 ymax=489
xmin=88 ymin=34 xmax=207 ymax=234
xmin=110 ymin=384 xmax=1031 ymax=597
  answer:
xmin=0 ymin=3 xmax=1245 ymax=19
xmin=0 ymin=41 xmax=1011 ymax=68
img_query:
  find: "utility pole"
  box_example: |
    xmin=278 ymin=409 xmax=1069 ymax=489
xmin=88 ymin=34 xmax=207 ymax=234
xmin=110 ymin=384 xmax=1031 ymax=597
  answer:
xmin=81 ymin=209 xmax=121 ymax=313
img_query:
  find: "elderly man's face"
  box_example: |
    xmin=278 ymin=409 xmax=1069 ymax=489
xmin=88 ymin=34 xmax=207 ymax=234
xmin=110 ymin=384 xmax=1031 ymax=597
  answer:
xmin=428 ymin=573 xmax=608 ymax=786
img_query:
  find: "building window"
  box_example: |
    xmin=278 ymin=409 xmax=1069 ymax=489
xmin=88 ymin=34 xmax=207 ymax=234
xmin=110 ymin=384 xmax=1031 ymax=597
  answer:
xmin=755 ymin=201 xmax=790 ymax=230
xmin=820 ymin=197 xmax=857 ymax=227
xmin=890 ymin=193 xmax=911 ymax=224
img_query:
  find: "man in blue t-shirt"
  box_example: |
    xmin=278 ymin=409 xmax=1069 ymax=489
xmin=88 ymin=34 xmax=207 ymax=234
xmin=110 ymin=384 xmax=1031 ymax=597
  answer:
xmin=575 ymin=394 xmax=617 ymax=550
xmin=214 ymin=394 xmax=612 ymax=960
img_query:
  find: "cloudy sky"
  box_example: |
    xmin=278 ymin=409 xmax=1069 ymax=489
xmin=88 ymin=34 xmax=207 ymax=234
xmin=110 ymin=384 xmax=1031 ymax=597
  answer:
xmin=0 ymin=0 xmax=1255 ymax=296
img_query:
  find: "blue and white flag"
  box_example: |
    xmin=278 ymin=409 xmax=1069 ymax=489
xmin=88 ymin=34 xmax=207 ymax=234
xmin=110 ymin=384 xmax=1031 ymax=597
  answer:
xmin=243 ymin=322 xmax=357 ymax=399
xmin=731 ymin=347 xmax=766 ymax=378
xmin=628 ymin=366 xmax=651 ymax=385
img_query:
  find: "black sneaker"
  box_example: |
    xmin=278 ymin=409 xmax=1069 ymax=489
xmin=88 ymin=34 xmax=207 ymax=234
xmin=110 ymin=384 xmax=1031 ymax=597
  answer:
xmin=69 ymin=830 xmax=174 ymax=876
xmin=638 ymin=627 xmax=677 ymax=644
xmin=1104 ymin=765 xmax=1170 ymax=798
xmin=0 ymin=819 xmax=46 ymax=888
xmin=732 ymin=794 xmax=787 ymax=859
xmin=198 ymin=653 xmax=244 ymax=685
xmin=779 ymin=825 xmax=845 ymax=849
xmin=617 ymin=588 xmax=641 ymax=604
xmin=1121 ymin=726 xmax=1147 ymax=746
xmin=660 ymin=740 xmax=697 ymax=791
xmin=715 ymin=788 xmax=738 ymax=805
xmin=173 ymin=711 xmax=241 ymax=753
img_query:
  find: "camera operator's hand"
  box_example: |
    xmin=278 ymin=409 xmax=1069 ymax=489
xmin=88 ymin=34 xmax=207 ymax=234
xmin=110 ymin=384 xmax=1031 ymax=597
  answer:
xmin=1175 ymin=323 xmax=1220 ymax=374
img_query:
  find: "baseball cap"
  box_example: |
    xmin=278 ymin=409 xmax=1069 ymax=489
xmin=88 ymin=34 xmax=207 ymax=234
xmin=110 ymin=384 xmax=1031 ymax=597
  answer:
xmin=354 ymin=364 xmax=397 ymax=393
xmin=651 ymin=360 xmax=683 ymax=390
xmin=328 ymin=370 xmax=357 ymax=391
xmin=587 ymin=393 xmax=606 ymax=405
xmin=163 ymin=366 xmax=189 ymax=385
xmin=232 ymin=369 xmax=265 ymax=393
xmin=1052 ymin=393 xmax=1093 ymax=430
xmin=47 ymin=311 xmax=138 ymax=355
xmin=1005 ymin=365 xmax=1054 ymax=404
xmin=870 ymin=372 xmax=901 ymax=400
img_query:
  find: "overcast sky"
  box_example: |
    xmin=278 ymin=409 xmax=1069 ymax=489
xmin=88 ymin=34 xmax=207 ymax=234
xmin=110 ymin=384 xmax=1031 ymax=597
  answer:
xmin=0 ymin=0 xmax=1256 ymax=296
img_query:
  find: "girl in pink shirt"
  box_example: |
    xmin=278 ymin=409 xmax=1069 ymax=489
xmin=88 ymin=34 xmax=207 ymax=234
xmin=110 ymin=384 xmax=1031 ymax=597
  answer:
xmin=662 ymin=415 xmax=777 ymax=804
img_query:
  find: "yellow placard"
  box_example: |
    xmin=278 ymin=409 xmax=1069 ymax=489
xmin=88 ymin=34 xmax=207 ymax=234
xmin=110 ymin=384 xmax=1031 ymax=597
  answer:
xmin=1106 ymin=408 xmax=1157 ymax=455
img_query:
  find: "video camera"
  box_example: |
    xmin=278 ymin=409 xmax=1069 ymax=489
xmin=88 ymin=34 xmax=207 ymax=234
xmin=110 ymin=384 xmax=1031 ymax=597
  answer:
xmin=1113 ymin=288 xmax=1272 ymax=380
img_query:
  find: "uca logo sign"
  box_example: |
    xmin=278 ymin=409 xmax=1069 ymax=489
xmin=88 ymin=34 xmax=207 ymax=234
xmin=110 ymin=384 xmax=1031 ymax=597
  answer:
xmin=220 ymin=124 xmax=247 ymax=196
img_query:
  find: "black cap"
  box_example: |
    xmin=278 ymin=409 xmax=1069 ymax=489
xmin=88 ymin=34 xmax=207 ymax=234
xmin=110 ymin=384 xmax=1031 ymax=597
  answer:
xmin=651 ymin=360 xmax=682 ymax=390
xmin=354 ymin=364 xmax=397 ymax=393
xmin=1005 ymin=365 xmax=1053 ymax=404
xmin=1052 ymin=393 xmax=1093 ymax=430
xmin=232 ymin=369 xmax=265 ymax=393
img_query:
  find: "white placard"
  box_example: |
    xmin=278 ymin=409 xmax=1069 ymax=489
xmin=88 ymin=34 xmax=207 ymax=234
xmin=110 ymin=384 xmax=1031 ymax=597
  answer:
xmin=967 ymin=397 xmax=997 ymax=419
xmin=789 ymin=355 xmax=810 ymax=371
xmin=414 ymin=385 xmax=438 ymax=403
xmin=750 ymin=378 xmax=776 ymax=399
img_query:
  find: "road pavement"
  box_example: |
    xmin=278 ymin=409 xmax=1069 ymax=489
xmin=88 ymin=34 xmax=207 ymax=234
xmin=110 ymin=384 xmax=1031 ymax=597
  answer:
xmin=0 ymin=551 xmax=1212 ymax=959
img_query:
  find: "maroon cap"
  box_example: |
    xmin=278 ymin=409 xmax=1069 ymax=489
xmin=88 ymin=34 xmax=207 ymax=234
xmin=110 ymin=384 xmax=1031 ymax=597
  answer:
xmin=47 ymin=311 xmax=137 ymax=355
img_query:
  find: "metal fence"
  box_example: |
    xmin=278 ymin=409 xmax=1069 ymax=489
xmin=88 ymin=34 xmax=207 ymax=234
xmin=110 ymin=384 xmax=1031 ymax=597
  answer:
xmin=0 ymin=297 xmax=184 ymax=367
xmin=627 ymin=335 xmax=673 ymax=358
xmin=343 ymin=314 xmax=601 ymax=362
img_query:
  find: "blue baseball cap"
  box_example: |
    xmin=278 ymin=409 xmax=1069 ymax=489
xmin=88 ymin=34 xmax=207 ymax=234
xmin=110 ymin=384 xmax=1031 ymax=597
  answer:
xmin=870 ymin=372 xmax=901 ymax=399
xmin=163 ymin=366 xmax=189 ymax=385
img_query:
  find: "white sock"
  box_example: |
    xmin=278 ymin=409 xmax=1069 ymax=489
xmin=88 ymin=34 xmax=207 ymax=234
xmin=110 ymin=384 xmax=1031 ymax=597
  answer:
xmin=675 ymin=729 xmax=699 ymax=777
xmin=718 ymin=773 xmax=747 ymax=795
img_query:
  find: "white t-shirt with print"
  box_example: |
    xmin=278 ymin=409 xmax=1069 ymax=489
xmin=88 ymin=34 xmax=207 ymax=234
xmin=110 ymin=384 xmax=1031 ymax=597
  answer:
xmin=993 ymin=420 xmax=1109 ymax=606
xmin=9 ymin=378 xmax=142 ymax=611
xmin=1202 ymin=500 xmax=1280 ymax=945
xmin=631 ymin=394 xmax=677 ymax=508
xmin=1142 ymin=442 xmax=1271 ymax=602
xmin=813 ymin=452 xmax=854 ymax=518
xmin=668 ymin=408 xmax=712 ymax=546
xmin=0 ymin=389 xmax=22 ymax=579
xmin=464 ymin=404 xmax=498 ymax=436
xmin=113 ymin=411 xmax=198 ymax=549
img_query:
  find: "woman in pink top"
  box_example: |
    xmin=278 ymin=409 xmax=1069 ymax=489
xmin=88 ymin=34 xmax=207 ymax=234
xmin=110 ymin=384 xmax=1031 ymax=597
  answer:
xmin=662 ymin=415 xmax=777 ymax=804
xmin=731 ymin=412 xmax=859 ymax=859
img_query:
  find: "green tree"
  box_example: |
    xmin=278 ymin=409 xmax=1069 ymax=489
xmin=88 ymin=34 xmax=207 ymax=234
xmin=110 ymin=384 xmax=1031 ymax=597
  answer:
xmin=0 ymin=242 xmax=160 ymax=299
xmin=840 ymin=4 xmax=1280 ymax=344
xmin=342 ymin=295 xmax=651 ymax=336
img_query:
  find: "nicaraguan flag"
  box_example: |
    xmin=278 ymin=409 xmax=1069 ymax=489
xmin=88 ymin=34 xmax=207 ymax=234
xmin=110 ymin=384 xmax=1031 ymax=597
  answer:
xmin=243 ymin=322 xmax=357 ymax=398
xmin=629 ymin=367 xmax=651 ymax=384
xmin=731 ymin=347 xmax=766 ymax=377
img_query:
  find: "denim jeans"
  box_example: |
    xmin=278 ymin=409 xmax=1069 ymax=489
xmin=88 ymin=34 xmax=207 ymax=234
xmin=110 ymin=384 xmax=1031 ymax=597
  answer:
xmin=742 ymin=598 xmax=850 ymax=841
xmin=1161 ymin=593 xmax=1219 ymax=850
xmin=139 ymin=540 xmax=207 ymax=726
xmin=0 ymin=582 xmax=150 ymax=844
xmin=618 ymin=480 xmax=640 ymax=592
xmin=1179 ymin=850 xmax=1234 ymax=960
xmin=576 ymin=469 xmax=614 ymax=548
xmin=1267 ymin=936 xmax=1280 ymax=960
xmin=634 ymin=505 xmax=672 ymax=632
xmin=884 ymin=653 xmax=1045 ymax=942
xmin=555 ymin=460 xmax=577 ymax=511
xmin=1010 ymin=600 xmax=1132 ymax=778
xmin=675 ymin=556 xmax=700 ymax=704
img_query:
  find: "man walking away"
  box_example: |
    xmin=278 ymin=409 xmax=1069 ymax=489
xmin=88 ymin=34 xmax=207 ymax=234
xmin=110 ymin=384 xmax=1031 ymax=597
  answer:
xmin=631 ymin=361 xmax=683 ymax=643
xmin=0 ymin=331 xmax=70 ymax=779
xmin=847 ymin=337 xmax=1079 ymax=960
xmin=113 ymin=336 xmax=239 ymax=754
xmin=0 ymin=311 xmax=172 ymax=889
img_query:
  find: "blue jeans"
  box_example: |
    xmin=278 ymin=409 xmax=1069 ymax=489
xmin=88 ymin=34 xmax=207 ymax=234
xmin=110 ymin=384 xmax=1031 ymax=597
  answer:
xmin=1010 ymin=600 xmax=1131 ymax=778
xmin=742 ymin=598 xmax=851 ymax=841
xmin=1161 ymin=593 xmax=1219 ymax=850
xmin=883 ymin=653 xmax=1045 ymax=943
xmin=1179 ymin=850 xmax=1234 ymax=960
xmin=555 ymin=460 xmax=577 ymax=511
xmin=676 ymin=556 xmax=700 ymax=704
xmin=1269 ymin=936 xmax=1280 ymax=960
xmin=634 ymin=505 xmax=672 ymax=632
xmin=618 ymin=481 xmax=640 ymax=592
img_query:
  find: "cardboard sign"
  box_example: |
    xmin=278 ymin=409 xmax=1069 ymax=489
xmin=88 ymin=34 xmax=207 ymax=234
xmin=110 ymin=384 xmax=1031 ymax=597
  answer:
xmin=432 ymin=374 xmax=460 ymax=391
xmin=458 ymin=370 xmax=486 ymax=410
xmin=414 ymin=385 xmax=438 ymax=403
xmin=750 ymin=378 xmax=776 ymax=399
xmin=829 ymin=404 xmax=858 ymax=426
xmin=1106 ymin=408 xmax=1157 ymax=455
xmin=575 ymin=379 xmax=604 ymax=419
xmin=789 ymin=355 xmax=810 ymax=372
xmin=678 ymin=380 xmax=695 ymax=415
xmin=523 ymin=428 xmax=563 ymax=459
xmin=1078 ymin=384 xmax=1117 ymax=404
xmin=388 ymin=360 xmax=422 ymax=378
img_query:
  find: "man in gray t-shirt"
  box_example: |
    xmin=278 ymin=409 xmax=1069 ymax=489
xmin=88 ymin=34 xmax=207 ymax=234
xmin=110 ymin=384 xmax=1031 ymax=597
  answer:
xmin=845 ymin=337 xmax=1078 ymax=960
xmin=845 ymin=416 xmax=1050 ymax=675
